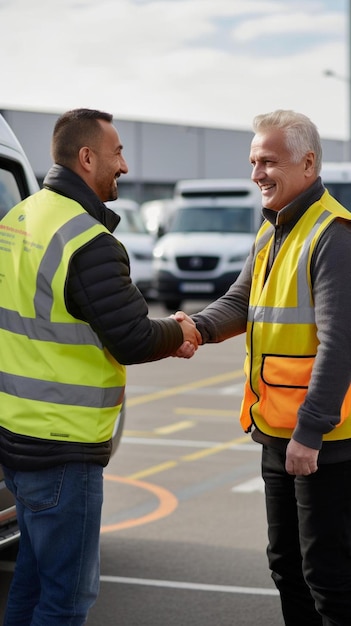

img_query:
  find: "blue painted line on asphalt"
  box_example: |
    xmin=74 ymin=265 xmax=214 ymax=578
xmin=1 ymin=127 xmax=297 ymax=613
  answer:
xmin=101 ymin=463 xmax=261 ymax=527
xmin=174 ymin=462 xmax=260 ymax=502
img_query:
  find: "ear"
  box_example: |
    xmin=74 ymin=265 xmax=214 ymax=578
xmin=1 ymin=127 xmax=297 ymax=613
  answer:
xmin=78 ymin=146 xmax=94 ymax=172
xmin=304 ymin=152 xmax=315 ymax=177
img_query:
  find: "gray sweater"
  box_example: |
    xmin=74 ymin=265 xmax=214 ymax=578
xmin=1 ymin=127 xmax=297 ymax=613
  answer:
xmin=192 ymin=178 xmax=351 ymax=464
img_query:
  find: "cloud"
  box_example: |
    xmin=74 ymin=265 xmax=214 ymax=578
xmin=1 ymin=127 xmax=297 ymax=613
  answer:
xmin=232 ymin=11 xmax=344 ymax=44
xmin=0 ymin=0 xmax=348 ymax=140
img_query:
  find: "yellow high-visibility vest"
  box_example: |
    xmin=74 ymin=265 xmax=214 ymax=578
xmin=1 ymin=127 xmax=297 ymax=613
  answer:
xmin=0 ymin=188 xmax=126 ymax=443
xmin=240 ymin=190 xmax=351 ymax=440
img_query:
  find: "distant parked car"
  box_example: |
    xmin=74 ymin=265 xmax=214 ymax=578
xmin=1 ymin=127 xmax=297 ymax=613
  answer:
xmin=106 ymin=199 xmax=154 ymax=297
xmin=140 ymin=198 xmax=176 ymax=238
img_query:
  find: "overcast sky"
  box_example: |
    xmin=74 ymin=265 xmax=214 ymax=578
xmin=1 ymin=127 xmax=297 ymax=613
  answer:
xmin=0 ymin=0 xmax=348 ymax=139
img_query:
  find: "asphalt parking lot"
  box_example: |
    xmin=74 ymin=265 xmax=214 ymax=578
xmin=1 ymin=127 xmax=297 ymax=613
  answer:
xmin=0 ymin=301 xmax=283 ymax=626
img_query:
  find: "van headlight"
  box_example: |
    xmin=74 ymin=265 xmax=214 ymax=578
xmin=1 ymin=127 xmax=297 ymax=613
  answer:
xmin=153 ymin=247 xmax=169 ymax=261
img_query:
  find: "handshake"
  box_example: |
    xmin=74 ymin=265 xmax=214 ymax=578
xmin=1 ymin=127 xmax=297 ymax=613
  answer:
xmin=171 ymin=311 xmax=202 ymax=359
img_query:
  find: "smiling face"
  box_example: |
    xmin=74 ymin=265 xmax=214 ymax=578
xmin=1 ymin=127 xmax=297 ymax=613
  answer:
xmin=249 ymin=128 xmax=316 ymax=212
xmin=90 ymin=120 xmax=128 ymax=202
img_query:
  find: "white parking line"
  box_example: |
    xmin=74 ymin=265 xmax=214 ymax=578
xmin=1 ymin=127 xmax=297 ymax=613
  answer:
xmin=232 ymin=476 xmax=265 ymax=493
xmin=0 ymin=563 xmax=277 ymax=597
xmin=100 ymin=575 xmax=278 ymax=596
xmin=122 ymin=437 xmax=261 ymax=451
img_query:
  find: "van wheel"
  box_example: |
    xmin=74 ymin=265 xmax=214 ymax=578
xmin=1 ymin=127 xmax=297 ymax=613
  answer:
xmin=163 ymin=299 xmax=182 ymax=312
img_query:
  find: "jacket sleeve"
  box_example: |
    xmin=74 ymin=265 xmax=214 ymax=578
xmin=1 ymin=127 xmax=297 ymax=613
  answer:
xmin=191 ymin=250 xmax=252 ymax=343
xmin=65 ymin=233 xmax=184 ymax=365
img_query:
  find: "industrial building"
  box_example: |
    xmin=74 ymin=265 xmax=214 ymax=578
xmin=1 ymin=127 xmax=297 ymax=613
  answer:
xmin=1 ymin=108 xmax=347 ymax=204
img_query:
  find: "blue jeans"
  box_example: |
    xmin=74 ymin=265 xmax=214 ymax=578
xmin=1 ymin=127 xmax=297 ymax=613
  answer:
xmin=2 ymin=462 xmax=103 ymax=626
xmin=262 ymin=445 xmax=351 ymax=626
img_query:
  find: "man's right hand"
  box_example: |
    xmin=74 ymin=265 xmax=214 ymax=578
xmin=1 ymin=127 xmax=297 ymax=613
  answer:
xmin=171 ymin=310 xmax=202 ymax=358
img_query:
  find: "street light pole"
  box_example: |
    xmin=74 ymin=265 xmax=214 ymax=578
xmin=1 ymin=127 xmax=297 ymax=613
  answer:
xmin=323 ymin=1 xmax=351 ymax=161
xmin=324 ymin=68 xmax=350 ymax=160
xmin=348 ymin=0 xmax=351 ymax=161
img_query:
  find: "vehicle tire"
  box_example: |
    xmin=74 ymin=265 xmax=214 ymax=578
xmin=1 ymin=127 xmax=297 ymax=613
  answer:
xmin=163 ymin=300 xmax=182 ymax=312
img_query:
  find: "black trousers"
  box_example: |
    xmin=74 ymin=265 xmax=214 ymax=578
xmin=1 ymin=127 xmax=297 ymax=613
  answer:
xmin=262 ymin=445 xmax=351 ymax=626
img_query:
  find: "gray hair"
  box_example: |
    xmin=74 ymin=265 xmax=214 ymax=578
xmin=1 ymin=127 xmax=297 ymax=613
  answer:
xmin=252 ymin=109 xmax=322 ymax=175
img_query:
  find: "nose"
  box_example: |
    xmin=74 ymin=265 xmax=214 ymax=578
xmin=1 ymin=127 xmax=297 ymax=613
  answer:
xmin=251 ymin=162 xmax=265 ymax=183
xmin=119 ymin=155 xmax=128 ymax=175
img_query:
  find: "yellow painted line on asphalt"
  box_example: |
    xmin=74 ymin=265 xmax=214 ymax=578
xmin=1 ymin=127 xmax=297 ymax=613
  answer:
xmin=123 ymin=421 xmax=195 ymax=437
xmin=154 ymin=420 xmax=195 ymax=434
xmin=181 ymin=435 xmax=251 ymax=462
xmin=123 ymin=429 xmax=161 ymax=437
xmin=100 ymin=372 xmax=249 ymax=534
xmin=175 ymin=407 xmax=238 ymax=417
xmin=125 ymin=434 xmax=252 ymax=481
xmin=100 ymin=435 xmax=252 ymax=534
xmin=128 ymin=460 xmax=178 ymax=480
xmin=126 ymin=369 xmax=244 ymax=408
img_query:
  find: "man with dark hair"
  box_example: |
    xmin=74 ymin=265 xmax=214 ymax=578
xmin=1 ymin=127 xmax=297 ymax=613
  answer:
xmin=52 ymin=108 xmax=114 ymax=167
xmin=0 ymin=108 xmax=200 ymax=625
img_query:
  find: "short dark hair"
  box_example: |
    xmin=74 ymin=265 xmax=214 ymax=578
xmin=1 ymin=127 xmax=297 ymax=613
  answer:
xmin=51 ymin=108 xmax=113 ymax=167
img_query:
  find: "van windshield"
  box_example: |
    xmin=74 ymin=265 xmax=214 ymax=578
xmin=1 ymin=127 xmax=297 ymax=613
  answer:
xmin=0 ymin=166 xmax=22 ymax=219
xmin=169 ymin=206 xmax=255 ymax=234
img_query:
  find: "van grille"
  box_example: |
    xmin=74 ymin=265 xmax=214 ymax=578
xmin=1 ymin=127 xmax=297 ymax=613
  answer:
xmin=176 ymin=255 xmax=219 ymax=271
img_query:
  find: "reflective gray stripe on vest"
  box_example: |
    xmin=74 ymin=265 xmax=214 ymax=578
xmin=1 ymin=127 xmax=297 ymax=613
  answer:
xmin=0 ymin=212 xmax=122 ymax=409
xmin=0 ymin=307 xmax=102 ymax=346
xmin=0 ymin=371 xmax=124 ymax=408
xmin=0 ymin=212 xmax=102 ymax=347
xmin=34 ymin=212 xmax=98 ymax=320
xmin=248 ymin=210 xmax=331 ymax=325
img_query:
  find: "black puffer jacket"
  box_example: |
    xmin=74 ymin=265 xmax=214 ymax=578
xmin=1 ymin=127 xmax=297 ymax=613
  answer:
xmin=47 ymin=164 xmax=184 ymax=365
xmin=0 ymin=165 xmax=184 ymax=470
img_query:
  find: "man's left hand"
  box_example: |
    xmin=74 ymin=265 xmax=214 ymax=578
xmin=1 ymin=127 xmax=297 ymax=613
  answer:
xmin=285 ymin=439 xmax=319 ymax=476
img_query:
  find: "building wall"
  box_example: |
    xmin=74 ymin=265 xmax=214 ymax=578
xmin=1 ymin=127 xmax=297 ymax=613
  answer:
xmin=1 ymin=108 xmax=347 ymax=204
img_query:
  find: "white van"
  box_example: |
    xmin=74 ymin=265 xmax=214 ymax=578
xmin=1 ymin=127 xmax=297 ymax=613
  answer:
xmin=0 ymin=114 xmax=39 ymax=218
xmin=152 ymin=178 xmax=262 ymax=311
xmin=321 ymin=162 xmax=351 ymax=210
xmin=0 ymin=113 xmax=40 ymax=549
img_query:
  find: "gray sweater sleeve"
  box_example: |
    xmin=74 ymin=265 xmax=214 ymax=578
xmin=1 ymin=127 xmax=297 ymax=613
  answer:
xmin=293 ymin=218 xmax=351 ymax=449
xmin=190 ymin=251 xmax=252 ymax=343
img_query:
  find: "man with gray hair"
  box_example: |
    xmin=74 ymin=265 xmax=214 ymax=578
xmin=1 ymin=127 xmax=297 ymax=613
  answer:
xmin=176 ymin=110 xmax=351 ymax=625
